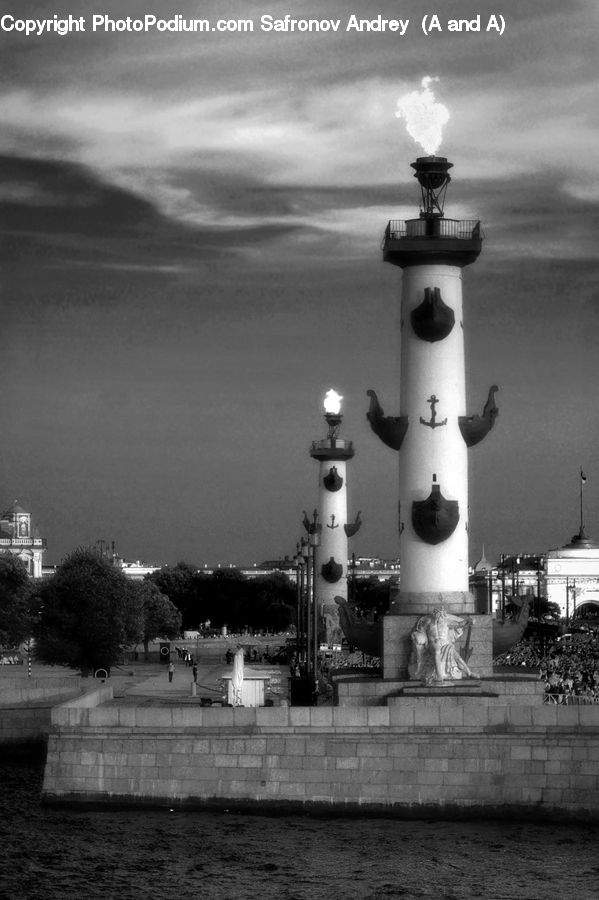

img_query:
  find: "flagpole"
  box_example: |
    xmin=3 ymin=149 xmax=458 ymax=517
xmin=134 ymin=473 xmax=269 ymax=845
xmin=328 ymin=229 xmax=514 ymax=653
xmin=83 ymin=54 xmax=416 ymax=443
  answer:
xmin=580 ymin=467 xmax=585 ymax=535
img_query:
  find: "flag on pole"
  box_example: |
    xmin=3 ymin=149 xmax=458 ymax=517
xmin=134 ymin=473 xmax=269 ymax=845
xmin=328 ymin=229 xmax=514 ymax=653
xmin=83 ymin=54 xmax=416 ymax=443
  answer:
xmin=581 ymin=469 xmax=587 ymax=484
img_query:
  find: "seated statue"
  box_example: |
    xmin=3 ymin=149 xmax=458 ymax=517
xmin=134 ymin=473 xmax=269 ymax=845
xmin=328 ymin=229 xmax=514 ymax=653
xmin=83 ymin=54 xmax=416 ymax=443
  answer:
xmin=322 ymin=597 xmax=344 ymax=648
xmin=410 ymin=607 xmax=477 ymax=684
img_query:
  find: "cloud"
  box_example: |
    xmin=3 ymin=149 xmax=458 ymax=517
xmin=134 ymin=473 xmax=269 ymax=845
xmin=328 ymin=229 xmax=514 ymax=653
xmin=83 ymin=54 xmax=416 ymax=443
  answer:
xmin=0 ymin=155 xmax=307 ymax=271
xmin=4 ymin=149 xmax=597 ymax=282
xmin=1 ymin=0 xmax=597 ymax=261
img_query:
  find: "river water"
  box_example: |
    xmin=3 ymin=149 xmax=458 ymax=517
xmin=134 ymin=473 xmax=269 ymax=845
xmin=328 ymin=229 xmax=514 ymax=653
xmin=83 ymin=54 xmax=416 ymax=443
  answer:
xmin=2 ymin=758 xmax=598 ymax=900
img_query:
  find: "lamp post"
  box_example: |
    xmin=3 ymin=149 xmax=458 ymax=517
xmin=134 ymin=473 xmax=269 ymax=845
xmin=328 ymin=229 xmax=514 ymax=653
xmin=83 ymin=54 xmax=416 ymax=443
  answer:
xmin=301 ymin=509 xmax=322 ymax=692
xmin=295 ymin=540 xmax=308 ymax=668
xmin=310 ymin=524 xmax=321 ymax=696
xmin=294 ymin=544 xmax=302 ymax=660
xmin=500 ymin=554 xmax=506 ymax=622
xmin=302 ymin=536 xmax=311 ymax=677
xmin=350 ymin=552 xmax=357 ymax=605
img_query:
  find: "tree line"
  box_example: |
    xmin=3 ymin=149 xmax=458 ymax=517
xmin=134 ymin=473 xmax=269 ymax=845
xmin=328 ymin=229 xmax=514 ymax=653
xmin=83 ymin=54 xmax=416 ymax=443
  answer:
xmin=146 ymin=562 xmax=296 ymax=633
xmin=0 ymin=550 xmax=296 ymax=673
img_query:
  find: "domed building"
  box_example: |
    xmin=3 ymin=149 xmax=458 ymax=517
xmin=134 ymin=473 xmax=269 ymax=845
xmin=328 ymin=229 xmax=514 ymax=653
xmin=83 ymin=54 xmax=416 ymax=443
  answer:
xmin=545 ymin=527 xmax=599 ymax=621
xmin=470 ymin=529 xmax=599 ymax=624
xmin=0 ymin=500 xmax=47 ymax=577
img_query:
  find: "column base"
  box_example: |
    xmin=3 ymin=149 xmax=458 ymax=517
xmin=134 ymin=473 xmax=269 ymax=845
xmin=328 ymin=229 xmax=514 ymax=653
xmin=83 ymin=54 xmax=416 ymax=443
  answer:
xmin=389 ymin=590 xmax=475 ymax=615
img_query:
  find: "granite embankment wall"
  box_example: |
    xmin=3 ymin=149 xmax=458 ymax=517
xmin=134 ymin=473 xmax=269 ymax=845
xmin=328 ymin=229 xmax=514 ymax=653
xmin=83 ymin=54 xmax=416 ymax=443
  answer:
xmin=0 ymin=677 xmax=84 ymax=746
xmin=43 ymin=687 xmax=599 ymax=819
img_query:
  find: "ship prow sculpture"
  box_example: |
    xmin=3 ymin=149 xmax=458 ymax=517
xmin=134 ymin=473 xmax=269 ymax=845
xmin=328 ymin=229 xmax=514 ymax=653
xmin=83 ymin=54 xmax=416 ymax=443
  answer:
xmin=335 ymin=597 xmax=383 ymax=658
xmin=336 ymin=595 xmax=529 ymax=660
xmin=492 ymin=596 xmax=531 ymax=657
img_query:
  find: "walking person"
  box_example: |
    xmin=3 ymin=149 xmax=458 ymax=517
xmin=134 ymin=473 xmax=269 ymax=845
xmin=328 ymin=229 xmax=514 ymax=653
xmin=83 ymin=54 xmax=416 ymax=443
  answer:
xmin=168 ymin=661 xmax=175 ymax=683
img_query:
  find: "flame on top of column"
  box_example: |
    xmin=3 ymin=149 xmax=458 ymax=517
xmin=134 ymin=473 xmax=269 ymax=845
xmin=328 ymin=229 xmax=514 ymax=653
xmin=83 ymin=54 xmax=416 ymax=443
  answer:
xmin=395 ymin=76 xmax=449 ymax=156
xmin=324 ymin=389 xmax=343 ymax=415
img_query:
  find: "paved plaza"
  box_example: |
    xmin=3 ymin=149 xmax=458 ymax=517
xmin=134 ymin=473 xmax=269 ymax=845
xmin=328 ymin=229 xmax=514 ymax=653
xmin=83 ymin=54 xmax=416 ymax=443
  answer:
xmin=104 ymin=657 xmax=291 ymax=706
xmin=0 ymin=635 xmax=294 ymax=706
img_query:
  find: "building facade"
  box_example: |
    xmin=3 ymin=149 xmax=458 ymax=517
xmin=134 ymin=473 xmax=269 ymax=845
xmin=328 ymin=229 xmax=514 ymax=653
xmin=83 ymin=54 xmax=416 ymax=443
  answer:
xmin=470 ymin=528 xmax=599 ymax=623
xmin=0 ymin=500 xmax=47 ymax=577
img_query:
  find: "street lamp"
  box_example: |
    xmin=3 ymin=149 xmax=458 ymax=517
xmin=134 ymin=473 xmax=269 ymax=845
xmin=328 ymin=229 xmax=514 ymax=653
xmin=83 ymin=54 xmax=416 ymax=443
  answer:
xmin=300 ymin=536 xmax=311 ymax=675
xmin=294 ymin=540 xmax=308 ymax=667
xmin=309 ymin=522 xmax=321 ymax=695
xmin=350 ymin=552 xmax=357 ymax=605
xmin=500 ymin=554 xmax=506 ymax=622
xmin=300 ymin=509 xmax=322 ymax=695
xmin=536 ymin=556 xmax=543 ymax=623
xmin=566 ymin=578 xmax=576 ymax=628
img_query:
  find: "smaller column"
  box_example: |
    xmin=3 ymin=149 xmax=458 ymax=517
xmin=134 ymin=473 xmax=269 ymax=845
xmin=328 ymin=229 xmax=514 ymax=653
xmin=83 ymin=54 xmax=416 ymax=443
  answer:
xmin=309 ymin=390 xmax=361 ymax=647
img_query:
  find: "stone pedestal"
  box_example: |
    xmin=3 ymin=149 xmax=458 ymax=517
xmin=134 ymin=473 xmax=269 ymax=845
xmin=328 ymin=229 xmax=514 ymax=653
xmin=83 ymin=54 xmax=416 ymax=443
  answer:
xmin=382 ymin=612 xmax=493 ymax=681
xmin=389 ymin=590 xmax=475 ymax=615
xmin=222 ymin=676 xmax=268 ymax=707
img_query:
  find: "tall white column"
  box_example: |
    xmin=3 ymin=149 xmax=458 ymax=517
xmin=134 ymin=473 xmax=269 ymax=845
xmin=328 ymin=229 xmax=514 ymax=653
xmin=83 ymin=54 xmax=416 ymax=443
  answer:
xmin=377 ymin=159 xmax=483 ymax=616
xmin=370 ymin=156 xmax=497 ymax=680
xmin=398 ymin=264 xmax=469 ymax=599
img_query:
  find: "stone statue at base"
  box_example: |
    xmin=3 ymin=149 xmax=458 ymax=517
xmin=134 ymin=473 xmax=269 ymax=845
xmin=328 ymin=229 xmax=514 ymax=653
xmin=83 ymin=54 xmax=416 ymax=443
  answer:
xmin=409 ymin=608 xmax=477 ymax=684
xmin=322 ymin=597 xmax=344 ymax=647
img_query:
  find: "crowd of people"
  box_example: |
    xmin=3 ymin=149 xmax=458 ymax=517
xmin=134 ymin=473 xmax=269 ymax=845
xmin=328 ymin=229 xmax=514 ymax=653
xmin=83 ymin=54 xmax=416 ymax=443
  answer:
xmin=496 ymin=631 xmax=599 ymax=703
xmin=0 ymin=653 xmax=22 ymax=665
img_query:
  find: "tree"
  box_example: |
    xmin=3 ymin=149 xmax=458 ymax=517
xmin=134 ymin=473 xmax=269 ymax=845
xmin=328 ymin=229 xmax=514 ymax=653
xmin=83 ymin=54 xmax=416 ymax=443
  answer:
xmin=35 ymin=548 xmax=143 ymax=673
xmin=207 ymin=568 xmax=248 ymax=628
xmin=249 ymin=573 xmax=295 ymax=632
xmin=132 ymin=580 xmax=182 ymax=660
xmin=146 ymin=561 xmax=199 ymax=627
xmin=506 ymin=595 xmax=560 ymax=622
xmin=146 ymin=564 xmax=297 ymax=632
xmin=0 ymin=553 xmax=34 ymax=647
xmin=353 ymin=577 xmax=391 ymax=620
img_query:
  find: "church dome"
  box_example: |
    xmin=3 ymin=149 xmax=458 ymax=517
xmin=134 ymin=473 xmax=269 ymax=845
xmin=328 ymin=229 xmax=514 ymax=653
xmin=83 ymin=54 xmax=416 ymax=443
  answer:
xmin=474 ymin=545 xmax=492 ymax=572
xmin=555 ymin=527 xmax=599 ymax=558
xmin=1 ymin=500 xmax=28 ymax=518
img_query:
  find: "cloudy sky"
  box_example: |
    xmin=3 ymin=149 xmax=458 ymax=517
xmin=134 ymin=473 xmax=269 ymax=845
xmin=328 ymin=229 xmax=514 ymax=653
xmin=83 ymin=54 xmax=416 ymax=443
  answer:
xmin=2 ymin=0 xmax=598 ymax=568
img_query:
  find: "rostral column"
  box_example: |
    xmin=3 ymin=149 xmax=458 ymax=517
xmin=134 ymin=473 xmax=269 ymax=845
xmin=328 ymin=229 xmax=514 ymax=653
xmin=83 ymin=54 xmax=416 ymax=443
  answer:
xmin=368 ymin=155 xmax=498 ymax=679
xmin=309 ymin=391 xmax=362 ymax=646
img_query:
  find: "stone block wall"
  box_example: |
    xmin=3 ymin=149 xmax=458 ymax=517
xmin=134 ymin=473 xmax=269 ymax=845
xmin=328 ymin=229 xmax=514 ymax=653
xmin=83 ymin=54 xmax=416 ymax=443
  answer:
xmin=0 ymin=678 xmax=85 ymax=745
xmin=0 ymin=676 xmax=83 ymax=705
xmin=334 ymin=673 xmax=544 ymax=707
xmin=42 ymin=695 xmax=599 ymax=818
xmin=1 ymin=704 xmax=54 ymax=745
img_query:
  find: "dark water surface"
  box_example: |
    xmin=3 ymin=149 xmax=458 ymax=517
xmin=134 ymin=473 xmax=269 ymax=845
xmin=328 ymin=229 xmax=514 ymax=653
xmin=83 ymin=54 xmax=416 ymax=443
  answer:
xmin=1 ymin=760 xmax=598 ymax=900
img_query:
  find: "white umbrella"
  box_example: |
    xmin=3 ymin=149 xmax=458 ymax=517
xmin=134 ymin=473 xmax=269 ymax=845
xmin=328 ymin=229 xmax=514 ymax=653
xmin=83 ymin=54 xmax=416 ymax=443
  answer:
xmin=232 ymin=646 xmax=245 ymax=706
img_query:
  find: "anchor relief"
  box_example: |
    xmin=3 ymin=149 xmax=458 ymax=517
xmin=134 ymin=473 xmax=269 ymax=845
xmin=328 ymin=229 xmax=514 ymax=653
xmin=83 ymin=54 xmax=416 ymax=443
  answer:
xmin=420 ymin=394 xmax=447 ymax=429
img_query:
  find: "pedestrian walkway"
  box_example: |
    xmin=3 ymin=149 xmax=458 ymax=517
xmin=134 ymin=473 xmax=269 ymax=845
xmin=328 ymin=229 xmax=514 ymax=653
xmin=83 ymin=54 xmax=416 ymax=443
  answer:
xmin=108 ymin=659 xmax=290 ymax=705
